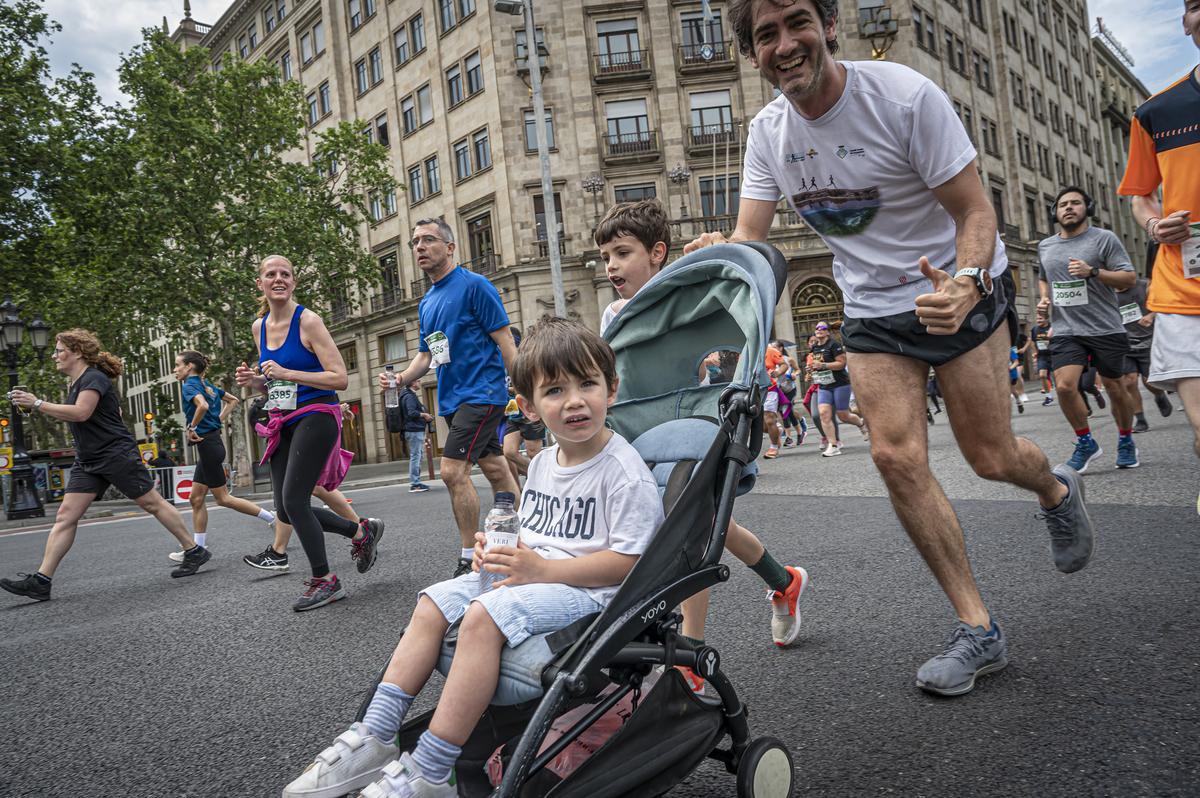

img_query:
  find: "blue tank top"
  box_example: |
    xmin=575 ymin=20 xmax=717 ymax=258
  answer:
xmin=259 ymin=305 xmax=337 ymax=407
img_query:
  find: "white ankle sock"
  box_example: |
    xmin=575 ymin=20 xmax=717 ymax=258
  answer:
xmin=194 ymin=533 xmax=207 ymax=548
xmin=257 ymin=508 xmax=275 ymax=523
xmin=460 ymin=547 xmax=473 ymax=560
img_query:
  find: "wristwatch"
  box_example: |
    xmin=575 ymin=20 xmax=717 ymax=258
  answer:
xmin=954 ymin=267 xmax=993 ymax=298
xmin=33 ymin=399 xmax=44 ymax=412
xmin=1089 ymin=265 xmax=1100 ymax=278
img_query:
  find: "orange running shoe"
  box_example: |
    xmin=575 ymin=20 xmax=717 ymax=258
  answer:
xmin=769 ymin=566 xmax=809 ymax=647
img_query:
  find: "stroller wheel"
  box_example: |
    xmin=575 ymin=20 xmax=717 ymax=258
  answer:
xmin=736 ymin=737 xmax=794 ymax=798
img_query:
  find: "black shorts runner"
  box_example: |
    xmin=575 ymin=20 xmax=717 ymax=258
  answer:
xmin=67 ymin=450 xmax=155 ymax=499
xmin=443 ymin=403 xmax=505 ymax=462
xmin=1124 ymin=348 xmax=1151 ymax=380
xmin=505 ymin=415 xmax=545 ymax=442
xmin=191 ymin=431 xmax=227 ymax=488
xmin=1048 ymin=333 xmax=1130 ymax=380
xmin=841 ymin=269 xmax=1018 ymax=367
xmin=1036 ymin=353 xmax=1053 ymax=372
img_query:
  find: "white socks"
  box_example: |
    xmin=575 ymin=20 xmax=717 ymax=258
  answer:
xmin=194 ymin=532 xmax=207 ymax=548
xmin=460 ymin=547 xmax=474 ymax=560
xmin=258 ymin=508 xmax=276 ymax=524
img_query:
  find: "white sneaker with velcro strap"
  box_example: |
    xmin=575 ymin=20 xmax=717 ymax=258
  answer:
xmin=358 ymin=754 xmax=457 ymax=798
xmin=282 ymin=722 xmax=397 ymax=798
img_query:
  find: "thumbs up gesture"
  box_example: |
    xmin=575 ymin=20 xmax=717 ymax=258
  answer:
xmin=914 ymin=258 xmax=982 ymax=336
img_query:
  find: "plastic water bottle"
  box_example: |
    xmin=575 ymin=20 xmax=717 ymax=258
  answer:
xmin=384 ymin=364 xmax=399 ymax=409
xmin=478 ymin=492 xmax=519 ymax=593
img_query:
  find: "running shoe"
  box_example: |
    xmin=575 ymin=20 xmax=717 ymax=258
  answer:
xmin=1133 ymin=417 xmax=1150 ymax=433
xmin=170 ymin=546 xmax=211 ymax=578
xmin=1065 ymin=437 xmax=1102 ymax=474
xmin=859 ymin=423 xmax=869 ymax=440
xmin=1019 ymin=393 xmax=1030 ymax=403
xmin=352 ymin=518 xmax=385 ymax=574
xmin=0 ymin=572 xmax=51 ymax=602
xmin=821 ymin=443 xmax=842 ymax=457
xmin=1116 ymin=437 xmax=1140 ymax=469
xmin=797 ymin=424 xmax=808 ymax=446
xmin=676 ymin=666 xmax=706 ymax=695
xmin=452 ymin=557 xmax=473 ymax=578
xmin=819 ymin=437 xmax=829 ymax=450
xmin=243 ymin=546 xmax=289 ymax=571
xmin=763 ymin=446 xmax=779 ymax=459
xmin=783 ymin=436 xmax=795 ymax=448
xmin=168 ymin=549 xmax=186 ymax=563
xmin=916 ymin=621 xmax=1008 ymax=696
xmin=1016 ymin=401 xmax=1025 ymax=414
xmin=1037 ymin=464 xmax=1096 ymax=574
xmin=293 ymin=575 xmax=347 ymax=612
xmin=282 ymin=722 xmax=398 ymax=798
xmin=769 ymin=566 xmax=809 ymax=647
xmin=1155 ymin=392 xmax=1174 ymax=418
xmin=359 ymin=754 xmax=457 ymax=798
xmin=1042 ymin=396 xmax=1055 ymax=406
xmin=409 ymin=483 xmax=430 ymax=493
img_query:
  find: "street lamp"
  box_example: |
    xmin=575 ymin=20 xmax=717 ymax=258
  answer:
xmin=1 ymin=297 xmax=49 ymax=519
xmin=668 ymin=163 xmax=692 ymax=218
xmin=582 ymin=172 xmax=605 ymax=225
xmin=496 ymin=0 xmax=566 ymax=318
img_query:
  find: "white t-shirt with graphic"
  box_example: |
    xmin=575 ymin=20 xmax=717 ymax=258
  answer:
xmin=518 ymin=431 xmax=663 ymax=605
xmin=740 ymin=60 xmax=1008 ymax=319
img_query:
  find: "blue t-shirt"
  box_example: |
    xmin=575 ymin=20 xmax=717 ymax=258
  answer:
xmin=418 ymin=266 xmax=509 ymax=415
xmin=182 ymin=376 xmax=225 ymax=435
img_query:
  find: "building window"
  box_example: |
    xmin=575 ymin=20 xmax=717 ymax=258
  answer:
xmin=1036 ymin=143 xmax=1050 ymax=177
xmin=375 ymin=113 xmax=389 ymax=147
xmin=300 ymin=20 xmax=325 ymax=64
xmin=981 ymin=117 xmax=1000 ymax=157
xmin=401 ymin=96 xmax=416 ymax=134
xmin=1031 ymin=88 xmax=1045 ymax=120
xmin=472 ymin=128 xmax=491 ymax=170
xmin=446 ymin=63 xmax=463 ymax=106
xmin=425 ymin=155 xmax=441 ymax=195
xmin=384 ymin=188 xmax=396 ymax=215
xmin=465 ymin=52 xmax=483 ymax=95
xmin=394 ymin=25 xmax=409 ymax=64
xmin=382 ymin=331 xmax=408 ymax=362
xmin=277 ymin=0 xmax=287 ymax=22
xmin=355 ymin=58 xmax=369 ymax=95
xmin=1025 ymin=190 xmax=1040 ymax=238
xmin=439 ymin=0 xmax=456 ymax=32
xmin=515 ymin=27 xmax=547 ymax=72
xmin=605 ymin=98 xmax=650 ymax=147
xmin=238 ymin=34 xmax=249 ymax=59
xmin=699 ymin=175 xmax=740 ymax=217
xmin=339 ymin=343 xmax=359 ymax=372
xmin=1055 ymin=154 xmax=1067 ymax=185
xmin=1010 ymin=71 xmax=1025 ymax=109
xmin=533 ymin=192 xmax=564 ymax=243
xmin=248 ymin=22 xmax=259 ymax=50
xmin=681 ymin=9 xmax=723 ymax=61
xmin=370 ymin=192 xmax=383 ymax=220
xmin=614 ymin=184 xmax=656 ymax=203
xmin=944 ymin=30 xmax=966 ymax=75
xmin=1024 ymin=30 xmax=1038 ymax=67
xmin=318 ymin=81 xmax=331 ymax=116
xmin=408 ymin=165 xmax=424 ymax=204
xmin=369 ymin=47 xmax=383 ymax=84
xmin=913 ymin=6 xmax=938 ymax=55
xmin=306 ymin=91 xmax=318 ymax=125
xmin=458 ymin=0 xmax=476 ymax=19
xmin=454 ymin=138 xmax=471 ymax=180
xmin=348 ymin=0 xmax=362 ymax=31
xmin=596 ymin=18 xmax=641 ymax=70
xmin=991 ymin=186 xmax=1007 ymax=231
xmin=1017 ymin=132 xmax=1032 ymax=168
xmin=300 ymin=31 xmax=312 ymax=63
xmin=1043 ymin=48 xmax=1055 ymax=81
xmin=411 ymin=13 xmax=426 ymax=53
xmin=967 ymin=0 xmax=986 ymax=30
xmin=279 ymin=51 xmax=292 ymax=80
xmin=971 ymin=51 xmax=992 ymax=92
xmin=265 ymin=3 xmax=277 ymax=33
xmin=417 ymin=84 xmax=433 ymax=125
xmin=689 ymin=89 xmax=733 ymax=139
xmin=523 ymin=109 xmax=554 ymax=151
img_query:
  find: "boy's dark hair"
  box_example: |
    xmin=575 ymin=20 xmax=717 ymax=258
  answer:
xmin=511 ymin=317 xmax=618 ymax=400
xmin=729 ymin=0 xmax=840 ymax=58
xmin=593 ymin=198 xmax=672 ymax=257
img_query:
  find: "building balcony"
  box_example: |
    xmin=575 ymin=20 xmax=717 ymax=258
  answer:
xmin=686 ymin=124 xmax=739 ymax=155
xmin=536 ymin=238 xmax=567 ymax=258
xmin=1002 ymin=224 xmax=1022 ymax=242
xmin=370 ymin=285 xmax=406 ymax=314
xmin=411 ymin=277 xmax=430 ymax=299
xmin=462 ymin=252 xmax=498 ymax=276
xmin=602 ymin=130 xmax=661 ymax=164
xmin=678 ymin=40 xmax=736 ymax=73
xmin=329 ymin=303 xmax=351 ymax=325
xmin=592 ymin=50 xmax=651 ymax=82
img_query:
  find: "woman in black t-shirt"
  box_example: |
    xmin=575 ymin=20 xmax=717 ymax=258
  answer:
xmin=2 ymin=329 xmax=209 ymax=603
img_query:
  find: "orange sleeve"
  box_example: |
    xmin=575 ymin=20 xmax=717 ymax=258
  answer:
xmin=1118 ymin=115 xmax=1161 ymax=197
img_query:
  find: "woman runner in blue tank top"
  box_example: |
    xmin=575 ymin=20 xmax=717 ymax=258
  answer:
xmin=235 ymin=255 xmax=384 ymax=612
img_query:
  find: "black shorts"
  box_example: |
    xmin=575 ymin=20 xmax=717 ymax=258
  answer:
xmin=443 ymin=403 xmax=505 ymax=462
xmin=1036 ymin=352 xmax=1053 ymax=372
xmin=190 ymin=431 xmax=227 ymax=488
xmin=1124 ymin=348 xmax=1151 ymax=380
xmin=841 ymin=269 xmax=1017 ymax=367
xmin=67 ymin=450 xmax=155 ymax=499
xmin=504 ymin=415 xmax=545 ymax=442
xmin=1048 ymin=334 xmax=1130 ymax=380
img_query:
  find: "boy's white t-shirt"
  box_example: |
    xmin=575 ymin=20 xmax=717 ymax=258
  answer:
xmin=599 ymin=300 xmax=624 ymax=335
xmin=518 ymin=431 xmax=663 ymax=605
xmin=740 ymin=60 xmax=1008 ymax=319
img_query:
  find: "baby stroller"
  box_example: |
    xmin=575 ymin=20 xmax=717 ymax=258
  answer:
xmin=358 ymin=242 xmax=793 ymax=797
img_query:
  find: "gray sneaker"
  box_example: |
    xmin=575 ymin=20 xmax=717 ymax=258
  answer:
xmin=916 ymin=621 xmax=1008 ymax=696
xmin=1038 ymin=465 xmax=1095 ymax=574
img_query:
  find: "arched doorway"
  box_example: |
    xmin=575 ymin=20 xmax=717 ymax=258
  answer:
xmin=790 ymin=277 xmax=843 ymax=343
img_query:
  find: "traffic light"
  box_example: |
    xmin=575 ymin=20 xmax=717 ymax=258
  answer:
xmin=0 ymin=417 xmax=8 ymax=442
xmin=143 ymin=411 xmax=154 ymax=438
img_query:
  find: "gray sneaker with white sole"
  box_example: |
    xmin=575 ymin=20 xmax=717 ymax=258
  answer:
xmin=916 ymin=621 xmax=1008 ymax=696
xmin=1038 ymin=464 xmax=1096 ymax=574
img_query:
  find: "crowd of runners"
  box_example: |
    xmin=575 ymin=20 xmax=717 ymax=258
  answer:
xmin=3 ymin=0 xmax=1199 ymax=794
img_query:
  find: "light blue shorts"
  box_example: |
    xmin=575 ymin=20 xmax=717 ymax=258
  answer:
xmin=421 ymin=573 xmax=603 ymax=649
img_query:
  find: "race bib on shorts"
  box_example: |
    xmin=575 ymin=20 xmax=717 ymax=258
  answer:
xmin=814 ymin=370 xmax=835 ymax=386
xmin=1118 ymin=303 xmax=1143 ymax=325
xmin=1184 ymin=224 xmax=1200 ymax=280
xmin=426 ymin=331 xmax=451 ymax=367
xmin=1035 ymin=340 xmax=1049 ymax=351
xmin=265 ymin=379 xmax=297 ymax=411
xmin=1052 ymin=280 xmax=1089 ymax=307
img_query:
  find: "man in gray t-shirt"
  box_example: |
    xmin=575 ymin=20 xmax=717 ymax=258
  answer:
xmin=1115 ymin=276 xmax=1174 ymax=429
xmin=1037 ymin=187 xmax=1139 ymax=472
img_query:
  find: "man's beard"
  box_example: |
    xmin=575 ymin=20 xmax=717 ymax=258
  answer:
xmin=1059 ymin=217 xmax=1085 ymax=233
xmin=782 ymin=51 xmax=825 ymax=101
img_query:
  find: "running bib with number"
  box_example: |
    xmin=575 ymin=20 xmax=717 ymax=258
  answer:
xmin=1118 ymin=303 xmax=1143 ymax=325
xmin=813 ymin=370 xmax=835 ymax=386
xmin=1184 ymin=224 xmax=1200 ymax=280
xmin=1036 ymin=340 xmax=1049 ymax=351
xmin=426 ymin=331 xmax=451 ymax=367
xmin=1052 ymin=280 xmax=1089 ymax=307
xmin=265 ymin=379 xmax=297 ymax=411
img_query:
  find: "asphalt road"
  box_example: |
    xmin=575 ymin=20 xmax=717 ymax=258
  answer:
xmin=1 ymin=393 xmax=1196 ymax=797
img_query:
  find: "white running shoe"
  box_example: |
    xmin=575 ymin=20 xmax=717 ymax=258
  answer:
xmin=168 ymin=550 xmax=186 ymax=563
xmin=359 ymin=754 xmax=457 ymax=798
xmin=821 ymin=444 xmax=842 ymax=457
xmin=283 ymin=723 xmax=398 ymax=798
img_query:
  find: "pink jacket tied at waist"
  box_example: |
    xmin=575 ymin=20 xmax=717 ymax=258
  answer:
xmin=255 ymin=403 xmax=354 ymax=491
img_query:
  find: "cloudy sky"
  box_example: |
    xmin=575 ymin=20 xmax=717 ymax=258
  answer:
xmin=39 ymin=0 xmax=1197 ymax=104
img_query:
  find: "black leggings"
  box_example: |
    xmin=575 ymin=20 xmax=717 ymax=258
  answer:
xmin=270 ymin=412 xmax=358 ymax=578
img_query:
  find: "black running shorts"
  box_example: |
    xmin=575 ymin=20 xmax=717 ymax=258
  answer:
xmin=505 ymin=415 xmax=546 ymax=442
xmin=191 ymin=432 xmax=228 ymax=488
xmin=67 ymin=450 xmax=155 ymax=499
xmin=1048 ymin=334 xmax=1130 ymax=380
xmin=443 ymin=403 xmax=505 ymax=462
xmin=1124 ymin=348 xmax=1151 ymax=380
xmin=841 ymin=269 xmax=1018 ymax=367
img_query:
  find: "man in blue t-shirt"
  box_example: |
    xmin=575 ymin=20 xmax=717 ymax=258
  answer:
xmin=380 ymin=218 xmax=519 ymax=576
